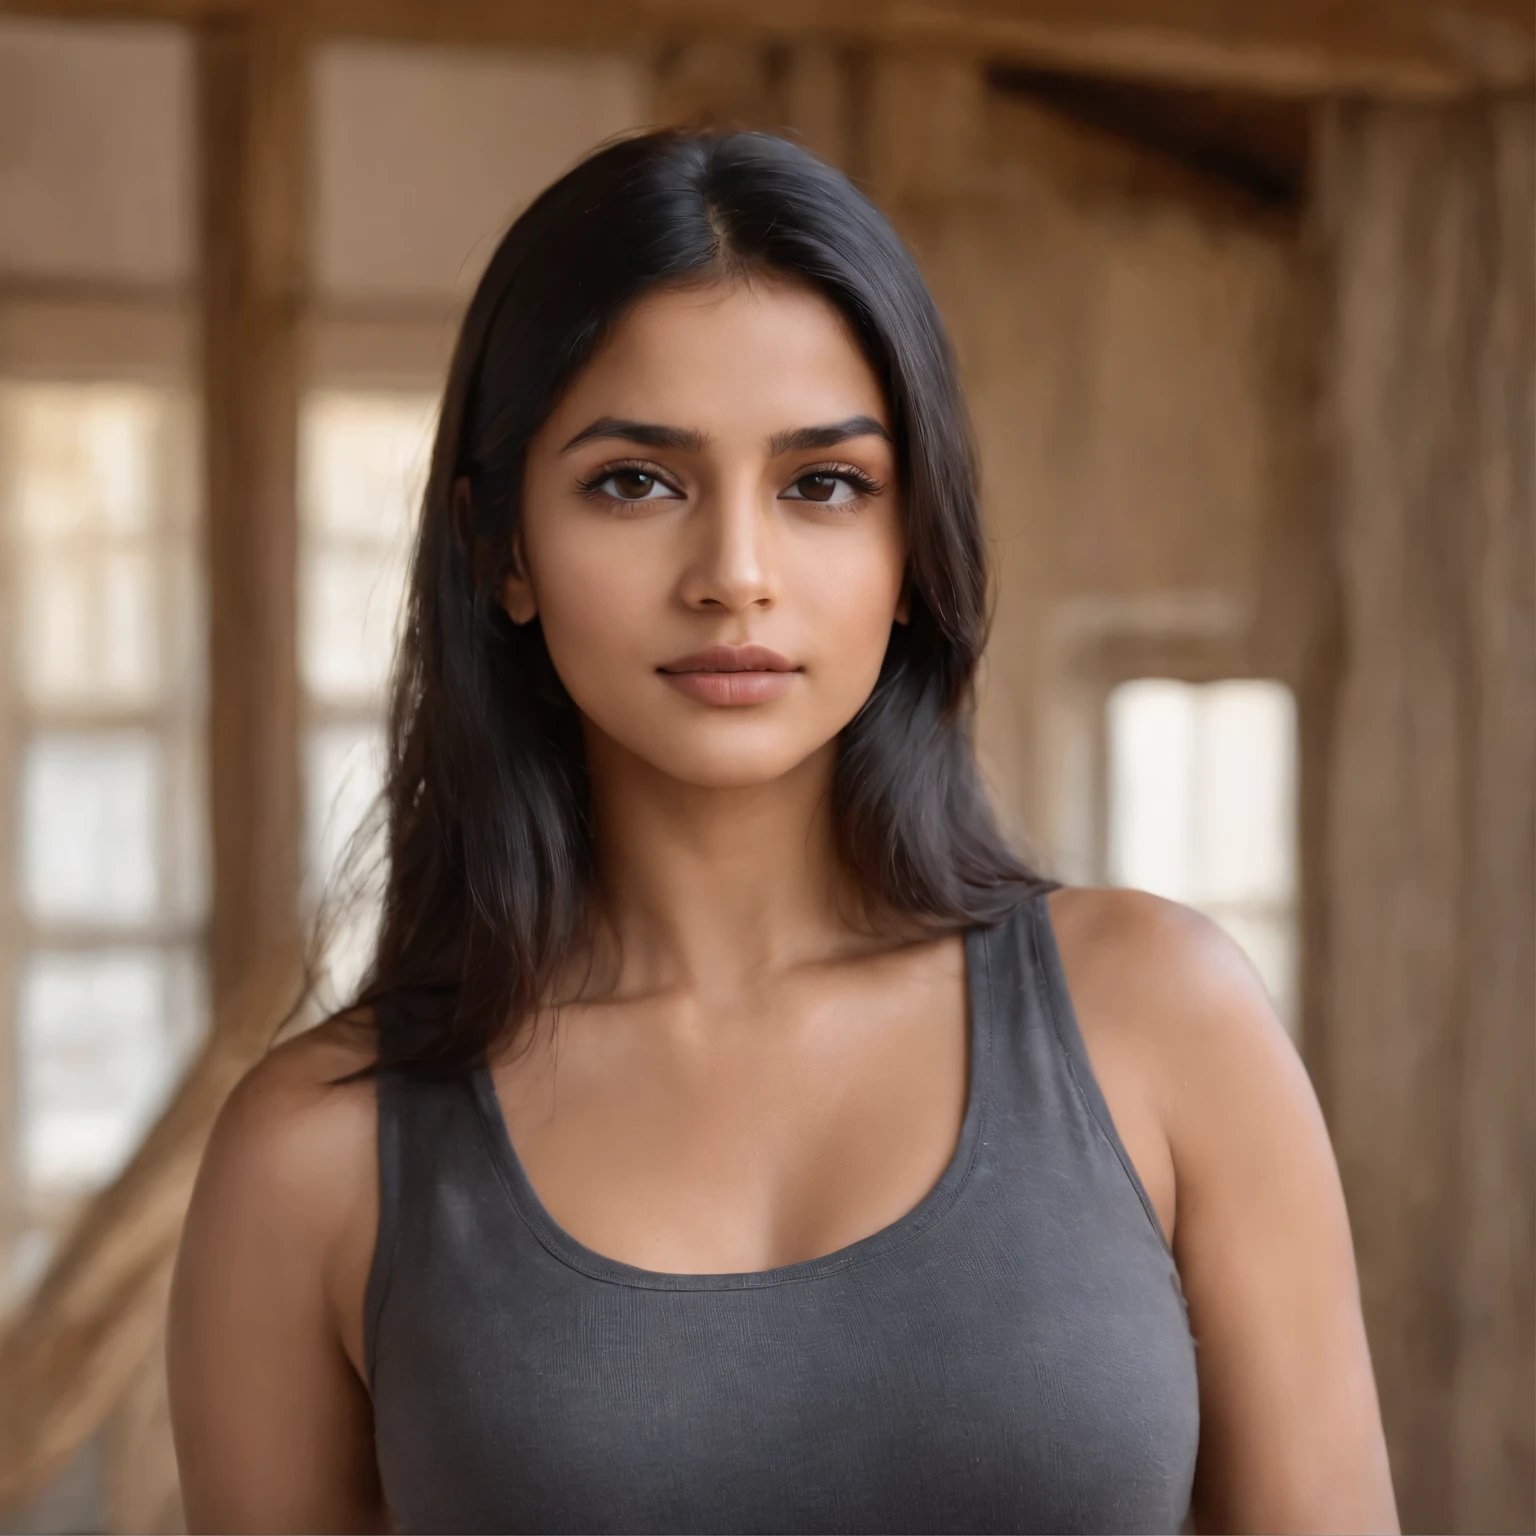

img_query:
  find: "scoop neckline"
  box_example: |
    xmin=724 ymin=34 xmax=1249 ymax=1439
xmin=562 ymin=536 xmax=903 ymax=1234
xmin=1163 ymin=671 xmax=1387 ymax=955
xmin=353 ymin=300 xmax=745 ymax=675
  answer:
xmin=470 ymin=922 xmax=994 ymax=1292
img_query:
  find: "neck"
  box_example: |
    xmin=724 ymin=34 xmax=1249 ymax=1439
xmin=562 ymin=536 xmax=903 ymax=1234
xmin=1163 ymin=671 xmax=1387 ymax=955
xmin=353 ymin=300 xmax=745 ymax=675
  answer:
xmin=579 ymin=727 xmax=870 ymax=1001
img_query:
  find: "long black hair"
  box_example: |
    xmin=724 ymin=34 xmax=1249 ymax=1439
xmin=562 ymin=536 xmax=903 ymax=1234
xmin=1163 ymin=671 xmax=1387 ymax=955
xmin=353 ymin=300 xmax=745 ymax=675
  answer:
xmin=347 ymin=128 xmax=1043 ymax=1073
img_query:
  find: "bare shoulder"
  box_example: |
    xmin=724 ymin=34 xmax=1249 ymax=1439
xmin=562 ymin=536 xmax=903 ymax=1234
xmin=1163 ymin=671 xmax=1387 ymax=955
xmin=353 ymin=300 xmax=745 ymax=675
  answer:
xmin=219 ymin=1012 xmax=380 ymax=1132
xmin=1043 ymin=895 xmax=1394 ymax=1528
xmin=180 ymin=1012 xmax=382 ymax=1321
xmin=169 ymin=1015 xmax=391 ymax=1530
xmin=1045 ymin=883 xmax=1281 ymax=1028
xmin=1045 ymin=884 xmax=1310 ymax=1132
xmin=204 ymin=1015 xmax=379 ymax=1208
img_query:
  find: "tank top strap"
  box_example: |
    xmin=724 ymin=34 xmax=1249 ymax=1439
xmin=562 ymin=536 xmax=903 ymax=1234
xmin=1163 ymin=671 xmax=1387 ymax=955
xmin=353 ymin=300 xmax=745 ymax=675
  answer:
xmin=363 ymin=993 xmax=490 ymax=1394
xmin=975 ymin=887 xmax=1173 ymax=1260
xmin=363 ymin=996 xmax=407 ymax=1396
xmin=365 ymin=894 xmax=1197 ymax=1532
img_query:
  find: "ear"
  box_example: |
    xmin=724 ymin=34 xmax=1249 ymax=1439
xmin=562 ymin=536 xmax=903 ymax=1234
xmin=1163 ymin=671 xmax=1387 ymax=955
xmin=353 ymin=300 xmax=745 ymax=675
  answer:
xmin=497 ymin=530 xmax=538 ymax=625
xmin=455 ymin=475 xmax=538 ymax=624
xmin=499 ymin=562 xmax=538 ymax=626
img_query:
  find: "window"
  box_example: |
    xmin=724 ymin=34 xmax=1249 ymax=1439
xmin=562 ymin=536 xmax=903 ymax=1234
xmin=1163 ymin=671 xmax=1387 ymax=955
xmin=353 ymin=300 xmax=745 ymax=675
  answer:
xmin=1106 ymin=678 xmax=1298 ymax=1034
xmin=295 ymin=38 xmax=647 ymax=1006
xmin=1 ymin=383 xmax=205 ymax=1296
xmin=0 ymin=23 xmax=647 ymax=1529
xmin=299 ymin=389 xmax=437 ymax=1006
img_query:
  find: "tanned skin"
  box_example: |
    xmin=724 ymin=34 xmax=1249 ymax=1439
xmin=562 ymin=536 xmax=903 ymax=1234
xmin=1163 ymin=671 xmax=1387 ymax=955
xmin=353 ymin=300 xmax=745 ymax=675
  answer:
xmin=168 ymin=278 xmax=1397 ymax=1534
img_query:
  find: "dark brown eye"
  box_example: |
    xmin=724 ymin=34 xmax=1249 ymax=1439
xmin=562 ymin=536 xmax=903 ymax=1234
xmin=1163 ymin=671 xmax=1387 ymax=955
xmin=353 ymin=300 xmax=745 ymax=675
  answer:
xmin=611 ymin=470 xmax=657 ymax=499
xmin=781 ymin=469 xmax=868 ymax=506
xmin=583 ymin=466 xmax=683 ymax=505
xmin=795 ymin=474 xmax=839 ymax=502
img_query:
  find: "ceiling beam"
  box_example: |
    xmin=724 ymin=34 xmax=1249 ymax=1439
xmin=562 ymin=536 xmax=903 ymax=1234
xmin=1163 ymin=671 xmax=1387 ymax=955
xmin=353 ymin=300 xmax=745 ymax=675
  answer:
xmin=891 ymin=0 xmax=1531 ymax=97
xmin=0 ymin=0 xmax=1530 ymax=99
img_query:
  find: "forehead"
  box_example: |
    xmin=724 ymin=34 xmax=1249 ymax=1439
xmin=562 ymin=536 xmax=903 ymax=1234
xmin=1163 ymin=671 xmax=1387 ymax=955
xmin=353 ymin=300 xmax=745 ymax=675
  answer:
xmin=548 ymin=276 xmax=890 ymax=440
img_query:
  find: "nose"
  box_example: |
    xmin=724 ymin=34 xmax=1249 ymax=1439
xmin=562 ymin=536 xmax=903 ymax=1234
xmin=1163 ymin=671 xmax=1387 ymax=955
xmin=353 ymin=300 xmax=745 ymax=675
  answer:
xmin=676 ymin=477 xmax=777 ymax=613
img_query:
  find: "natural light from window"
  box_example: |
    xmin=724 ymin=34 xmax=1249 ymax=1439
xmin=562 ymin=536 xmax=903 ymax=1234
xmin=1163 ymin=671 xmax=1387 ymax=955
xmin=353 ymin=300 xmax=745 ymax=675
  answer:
xmin=1106 ymin=677 xmax=1299 ymax=1037
xmin=299 ymin=388 xmax=437 ymax=1008
xmin=2 ymin=383 xmax=205 ymax=1296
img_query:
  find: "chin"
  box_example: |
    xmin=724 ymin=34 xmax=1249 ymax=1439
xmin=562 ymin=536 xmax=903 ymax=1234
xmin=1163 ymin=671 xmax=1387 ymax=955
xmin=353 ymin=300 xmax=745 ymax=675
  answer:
xmin=643 ymin=739 xmax=832 ymax=791
xmin=593 ymin=713 xmax=839 ymax=792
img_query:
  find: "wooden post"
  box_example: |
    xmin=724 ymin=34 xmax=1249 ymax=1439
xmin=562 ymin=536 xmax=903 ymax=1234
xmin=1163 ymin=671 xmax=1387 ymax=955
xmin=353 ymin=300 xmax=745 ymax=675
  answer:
xmin=199 ymin=8 xmax=306 ymax=1012
xmin=1312 ymin=93 xmax=1534 ymax=1535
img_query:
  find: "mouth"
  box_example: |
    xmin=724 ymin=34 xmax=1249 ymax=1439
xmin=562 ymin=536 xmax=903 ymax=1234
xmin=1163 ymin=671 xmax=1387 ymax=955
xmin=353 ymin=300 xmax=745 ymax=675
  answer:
xmin=656 ymin=645 xmax=800 ymax=706
xmin=659 ymin=645 xmax=797 ymax=675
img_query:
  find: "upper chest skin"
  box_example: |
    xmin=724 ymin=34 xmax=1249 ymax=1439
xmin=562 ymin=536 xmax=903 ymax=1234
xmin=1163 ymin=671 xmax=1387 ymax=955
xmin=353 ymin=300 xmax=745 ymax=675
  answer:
xmin=329 ymin=899 xmax=1177 ymax=1380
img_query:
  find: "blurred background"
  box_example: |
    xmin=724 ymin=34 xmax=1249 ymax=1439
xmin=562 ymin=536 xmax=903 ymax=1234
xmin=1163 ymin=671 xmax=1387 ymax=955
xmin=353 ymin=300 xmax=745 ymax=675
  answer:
xmin=0 ymin=0 xmax=1529 ymax=1530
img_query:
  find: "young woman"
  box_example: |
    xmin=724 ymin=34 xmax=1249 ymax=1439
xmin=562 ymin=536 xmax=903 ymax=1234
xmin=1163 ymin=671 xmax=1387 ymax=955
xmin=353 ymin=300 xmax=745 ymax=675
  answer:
xmin=167 ymin=130 xmax=1396 ymax=1534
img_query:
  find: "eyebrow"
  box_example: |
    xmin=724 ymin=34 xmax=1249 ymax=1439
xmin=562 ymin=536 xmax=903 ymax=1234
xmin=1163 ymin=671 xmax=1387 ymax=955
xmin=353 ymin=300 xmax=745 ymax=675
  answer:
xmin=559 ymin=414 xmax=893 ymax=457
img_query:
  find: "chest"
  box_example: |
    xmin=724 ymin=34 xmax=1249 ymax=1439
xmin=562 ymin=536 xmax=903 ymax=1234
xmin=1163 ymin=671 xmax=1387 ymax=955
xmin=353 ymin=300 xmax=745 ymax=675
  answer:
xmin=372 ymin=1196 xmax=1199 ymax=1536
xmin=488 ymin=943 xmax=970 ymax=1274
xmin=366 ymin=904 xmax=1200 ymax=1533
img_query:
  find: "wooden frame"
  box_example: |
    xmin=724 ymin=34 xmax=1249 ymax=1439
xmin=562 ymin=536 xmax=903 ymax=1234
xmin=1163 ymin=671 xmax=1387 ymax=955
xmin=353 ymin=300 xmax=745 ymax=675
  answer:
xmin=0 ymin=9 xmax=310 ymax=1510
xmin=0 ymin=380 xmax=207 ymax=1236
xmin=198 ymin=12 xmax=306 ymax=1012
xmin=2 ymin=0 xmax=1531 ymax=98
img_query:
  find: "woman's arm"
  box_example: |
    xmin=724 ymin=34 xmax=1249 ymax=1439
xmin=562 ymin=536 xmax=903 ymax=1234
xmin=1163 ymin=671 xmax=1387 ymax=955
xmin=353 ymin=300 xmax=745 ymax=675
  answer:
xmin=1052 ymin=888 xmax=1398 ymax=1535
xmin=167 ymin=1023 xmax=387 ymax=1534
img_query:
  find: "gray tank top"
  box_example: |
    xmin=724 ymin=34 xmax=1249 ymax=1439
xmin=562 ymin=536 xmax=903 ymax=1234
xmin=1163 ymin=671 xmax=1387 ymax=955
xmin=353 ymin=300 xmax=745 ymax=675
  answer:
xmin=365 ymin=892 xmax=1199 ymax=1533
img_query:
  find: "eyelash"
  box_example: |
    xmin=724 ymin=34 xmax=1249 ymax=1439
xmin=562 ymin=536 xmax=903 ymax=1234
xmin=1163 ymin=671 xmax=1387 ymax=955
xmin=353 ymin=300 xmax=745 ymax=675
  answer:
xmin=574 ymin=459 xmax=886 ymax=506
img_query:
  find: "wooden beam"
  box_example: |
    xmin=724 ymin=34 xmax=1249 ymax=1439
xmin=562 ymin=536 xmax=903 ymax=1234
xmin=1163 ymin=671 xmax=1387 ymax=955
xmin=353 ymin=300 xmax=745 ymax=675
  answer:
xmin=989 ymin=67 xmax=1310 ymax=208
xmin=1311 ymin=91 xmax=1534 ymax=1535
xmin=0 ymin=0 xmax=239 ymax=20
xmin=1 ymin=0 xmax=1529 ymax=99
xmin=0 ymin=291 xmax=193 ymax=383
xmin=199 ymin=6 xmax=305 ymax=1010
xmin=874 ymin=0 xmax=1532 ymax=98
xmin=297 ymin=0 xmax=1536 ymax=98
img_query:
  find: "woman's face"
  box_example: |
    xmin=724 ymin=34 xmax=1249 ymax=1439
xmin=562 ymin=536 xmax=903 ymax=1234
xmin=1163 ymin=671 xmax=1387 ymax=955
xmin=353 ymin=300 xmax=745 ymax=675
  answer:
xmin=509 ymin=277 xmax=907 ymax=790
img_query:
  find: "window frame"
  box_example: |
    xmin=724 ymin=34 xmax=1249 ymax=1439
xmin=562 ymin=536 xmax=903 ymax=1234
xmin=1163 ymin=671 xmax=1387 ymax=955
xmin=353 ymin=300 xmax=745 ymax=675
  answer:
xmin=1039 ymin=594 xmax=1304 ymax=1040
xmin=0 ymin=288 xmax=201 ymax=1294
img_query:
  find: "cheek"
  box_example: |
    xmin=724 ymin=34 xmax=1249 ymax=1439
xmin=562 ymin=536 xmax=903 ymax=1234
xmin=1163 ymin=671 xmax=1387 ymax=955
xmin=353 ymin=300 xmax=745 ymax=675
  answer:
xmin=528 ymin=527 xmax=658 ymax=669
xmin=787 ymin=533 xmax=906 ymax=686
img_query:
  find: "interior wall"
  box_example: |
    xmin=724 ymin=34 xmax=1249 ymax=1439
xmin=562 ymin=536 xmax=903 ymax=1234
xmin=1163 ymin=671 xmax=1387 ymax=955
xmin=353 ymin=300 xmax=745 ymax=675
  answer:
xmin=0 ymin=18 xmax=193 ymax=288
xmin=864 ymin=65 xmax=1310 ymax=876
xmin=1312 ymin=93 xmax=1534 ymax=1534
xmin=313 ymin=41 xmax=649 ymax=302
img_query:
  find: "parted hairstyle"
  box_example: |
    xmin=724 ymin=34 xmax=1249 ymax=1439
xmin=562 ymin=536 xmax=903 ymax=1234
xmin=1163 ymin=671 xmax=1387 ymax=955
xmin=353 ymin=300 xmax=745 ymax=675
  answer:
xmin=339 ymin=127 xmax=1044 ymax=1073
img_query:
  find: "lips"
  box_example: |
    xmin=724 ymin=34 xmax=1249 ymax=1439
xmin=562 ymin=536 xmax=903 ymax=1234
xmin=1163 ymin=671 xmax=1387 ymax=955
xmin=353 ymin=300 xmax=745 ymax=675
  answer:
xmin=657 ymin=645 xmax=800 ymax=706
xmin=659 ymin=645 xmax=796 ymax=675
